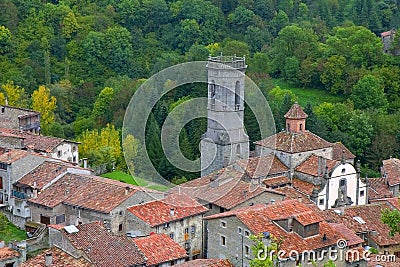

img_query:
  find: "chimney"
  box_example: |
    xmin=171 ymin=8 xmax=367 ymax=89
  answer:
xmin=170 ymin=208 xmax=175 ymax=217
xmin=7 ymin=152 xmax=11 ymax=161
xmin=83 ymin=158 xmax=88 ymax=169
xmin=297 ymin=196 xmax=302 ymax=203
xmin=340 ymin=206 xmax=345 ymax=216
xmin=45 ymin=252 xmax=52 ymax=267
xmin=32 ymin=188 xmax=38 ymax=199
xmin=125 ymin=186 xmax=130 ymax=195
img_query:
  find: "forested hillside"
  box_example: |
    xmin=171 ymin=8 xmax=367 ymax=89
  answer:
xmin=1 ymin=0 xmax=400 ymax=180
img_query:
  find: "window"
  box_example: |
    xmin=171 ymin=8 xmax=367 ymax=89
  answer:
xmin=220 ymin=235 xmax=226 ymax=246
xmin=238 ymin=227 xmax=242 ymax=234
xmin=57 ymin=150 xmax=62 ymax=157
xmin=119 ymin=210 xmax=124 ymax=216
xmin=220 ymin=221 xmax=227 ymax=228
xmin=244 ymin=230 xmax=250 ymax=237
xmin=1 ymin=107 xmax=5 ymax=113
xmin=341 ymin=168 xmax=346 ymax=174
xmin=208 ymin=203 xmax=213 ymax=209
xmin=191 ymin=225 xmax=196 ymax=235
xmin=164 ymin=223 xmax=170 ymax=228
xmin=56 ymin=214 xmax=65 ymax=224
xmin=0 ymin=163 xmax=7 ymax=170
xmin=40 ymin=215 xmax=50 ymax=225
xmin=119 ymin=224 xmax=123 ymax=232
xmin=5 ymin=263 xmax=14 ymax=267
xmin=319 ymin=198 xmax=324 ymax=205
xmin=184 ymin=228 xmax=189 ymax=240
xmin=169 ymin=233 xmax=174 ymax=240
xmin=244 ymin=245 xmax=250 ymax=256
xmin=220 ymin=207 xmax=225 ymax=213
xmin=299 ymin=124 xmax=303 ymax=131
xmin=360 ymin=190 xmax=365 ymax=197
xmin=340 ymin=179 xmax=346 ymax=187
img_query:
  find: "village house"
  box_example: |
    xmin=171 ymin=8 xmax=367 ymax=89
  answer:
xmin=204 ymin=199 xmax=366 ymax=267
xmin=49 ymin=222 xmax=146 ymax=267
xmin=0 ymin=105 xmax=40 ymax=133
xmin=132 ymin=233 xmax=187 ymax=266
xmin=323 ymin=202 xmax=400 ymax=258
xmin=0 ymin=127 xmax=80 ymax=164
xmin=381 ymin=157 xmax=400 ymax=196
xmin=368 ymin=177 xmax=394 ymax=201
xmin=381 ymin=28 xmax=400 ymax=55
xmin=28 ymin=173 xmax=163 ymax=234
xmin=0 ymin=241 xmax=25 ymax=267
xmin=19 ymin=246 xmax=93 ymax=267
xmin=10 ymin=161 xmax=91 ymax=227
xmin=0 ymin=148 xmax=46 ymax=226
xmin=126 ymin=193 xmax=207 ymax=259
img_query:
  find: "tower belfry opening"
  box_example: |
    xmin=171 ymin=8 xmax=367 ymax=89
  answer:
xmin=200 ymin=56 xmax=249 ymax=176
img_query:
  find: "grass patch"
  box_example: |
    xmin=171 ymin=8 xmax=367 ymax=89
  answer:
xmin=0 ymin=213 xmax=27 ymax=243
xmin=271 ymin=79 xmax=344 ymax=107
xmin=101 ymin=171 xmax=139 ymax=185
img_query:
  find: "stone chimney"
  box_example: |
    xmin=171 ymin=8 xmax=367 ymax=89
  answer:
xmin=170 ymin=208 xmax=175 ymax=217
xmin=125 ymin=186 xmax=131 ymax=196
xmin=45 ymin=252 xmax=52 ymax=267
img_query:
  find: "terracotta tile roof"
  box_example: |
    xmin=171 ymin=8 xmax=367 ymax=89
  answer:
xmin=15 ymin=161 xmax=71 ymax=189
xmin=370 ymin=197 xmax=400 ymax=211
xmin=295 ymin=154 xmax=339 ymax=177
xmin=329 ymin=223 xmax=364 ymax=246
xmin=62 ymin=222 xmax=146 ymax=267
xmin=284 ymin=103 xmax=308 ymax=119
xmin=0 ymin=127 xmax=78 ymax=152
xmin=127 ymin=193 xmax=207 ymax=227
xmin=274 ymin=186 xmax=315 ymax=205
xmin=19 ymin=247 xmax=93 ymax=267
xmin=170 ymin=166 xmax=284 ymax=209
xmin=368 ymin=178 xmax=393 ymax=200
xmin=263 ymin=176 xmax=290 ymax=187
xmin=132 ymin=234 xmax=187 ymax=266
xmin=0 ymin=247 xmax=20 ymax=261
xmin=291 ymin=178 xmax=319 ymax=196
xmin=28 ymin=173 xmax=152 ymax=213
xmin=255 ymin=131 xmax=332 ymax=153
xmin=332 ymin=142 xmax=355 ymax=160
xmin=382 ymin=158 xmax=400 ymax=186
xmin=0 ymin=148 xmax=30 ymax=164
xmin=381 ymin=29 xmax=396 ymax=37
xmin=206 ymin=200 xmax=345 ymax=257
xmin=176 ymin=259 xmax=234 ymax=267
xmin=322 ymin=203 xmax=400 ymax=246
xmin=235 ymin=154 xmax=289 ymax=178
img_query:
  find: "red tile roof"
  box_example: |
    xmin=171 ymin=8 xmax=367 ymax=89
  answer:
xmin=274 ymin=186 xmax=315 ymax=205
xmin=322 ymin=203 xmax=400 ymax=246
xmin=0 ymin=148 xmax=31 ymax=164
xmin=332 ymin=142 xmax=355 ymax=160
xmin=295 ymin=155 xmax=339 ymax=177
xmin=284 ymin=103 xmax=308 ymax=119
xmin=132 ymin=234 xmax=187 ymax=266
xmin=381 ymin=29 xmax=396 ymax=37
xmin=0 ymin=247 xmax=20 ymax=261
xmin=291 ymin=178 xmax=319 ymax=196
xmin=329 ymin=223 xmax=364 ymax=246
xmin=176 ymin=259 xmax=234 ymax=267
xmin=16 ymin=161 xmax=72 ymax=189
xmin=370 ymin=197 xmax=400 ymax=211
xmin=206 ymin=200 xmax=346 ymax=257
xmin=19 ymin=247 xmax=92 ymax=267
xmin=62 ymin=222 xmax=146 ymax=267
xmin=28 ymin=173 xmax=155 ymax=212
xmin=235 ymin=154 xmax=289 ymax=178
xmin=255 ymin=131 xmax=332 ymax=153
xmin=382 ymin=158 xmax=400 ymax=186
xmin=368 ymin=178 xmax=393 ymax=200
xmin=170 ymin=166 xmax=284 ymax=209
xmin=127 ymin=193 xmax=207 ymax=227
xmin=263 ymin=176 xmax=290 ymax=187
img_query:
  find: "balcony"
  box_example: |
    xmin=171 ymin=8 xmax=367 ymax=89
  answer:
xmin=19 ymin=121 xmax=40 ymax=131
xmin=12 ymin=190 xmax=26 ymax=199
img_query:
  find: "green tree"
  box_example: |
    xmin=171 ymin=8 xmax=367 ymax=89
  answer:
xmin=249 ymin=233 xmax=279 ymax=267
xmin=0 ymin=25 xmax=12 ymax=55
xmin=350 ymin=75 xmax=388 ymax=111
xmin=0 ymin=80 xmax=27 ymax=107
xmin=123 ymin=134 xmax=139 ymax=174
xmin=92 ymin=87 xmax=114 ymax=125
xmin=321 ymin=55 xmax=347 ymax=94
xmin=382 ymin=201 xmax=400 ymax=236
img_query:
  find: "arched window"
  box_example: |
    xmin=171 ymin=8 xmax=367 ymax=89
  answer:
xmin=235 ymin=81 xmax=240 ymax=110
xmin=236 ymin=144 xmax=241 ymax=157
xmin=299 ymin=124 xmax=303 ymax=131
xmin=287 ymin=123 xmax=290 ymax=132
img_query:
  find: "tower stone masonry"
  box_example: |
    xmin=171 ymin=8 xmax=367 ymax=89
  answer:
xmin=200 ymin=56 xmax=249 ymax=176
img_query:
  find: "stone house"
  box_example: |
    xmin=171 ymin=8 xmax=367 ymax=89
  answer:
xmin=171 ymin=166 xmax=285 ymax=216
xmin=28 ymin=173 xmax=163 ymax=234
xmin=205 ymin=199 xmax=366 ymax=267
xmin=126 ymin=193 xmax=208 ymax=259
xmin=0 ymin=105 xmax=40 ymax=133
xmin=0 ymin=128 xmax=79 ymax=164
xmin=0 ymin=241 xmax=25 ymax=267
xmin=255 ymin=103 xmax=355 ymax=169
xmin=381 ymin=28 xmax=400 ymax=55
xmin=0 ymin=148 xmax=46 ymax=221
xmin=323 ymin=202 xmax=400 ymax=258
xmin=381 ymin=158 xmax=400 ymax=196
xmin=49 ymin=222 xmax=146 ymax=267
xmin=11 ymin=161 xmax=91 ymax=226
xmin=132 ymin=233 xmax=187 ymax=266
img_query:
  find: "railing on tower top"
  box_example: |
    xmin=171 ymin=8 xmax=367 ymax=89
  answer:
xmin=207 ymin=55 xmax=246 ymax=69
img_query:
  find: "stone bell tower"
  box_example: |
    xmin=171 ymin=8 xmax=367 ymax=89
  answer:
xmin=200 ymin=56 xmax=249 ymax=176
